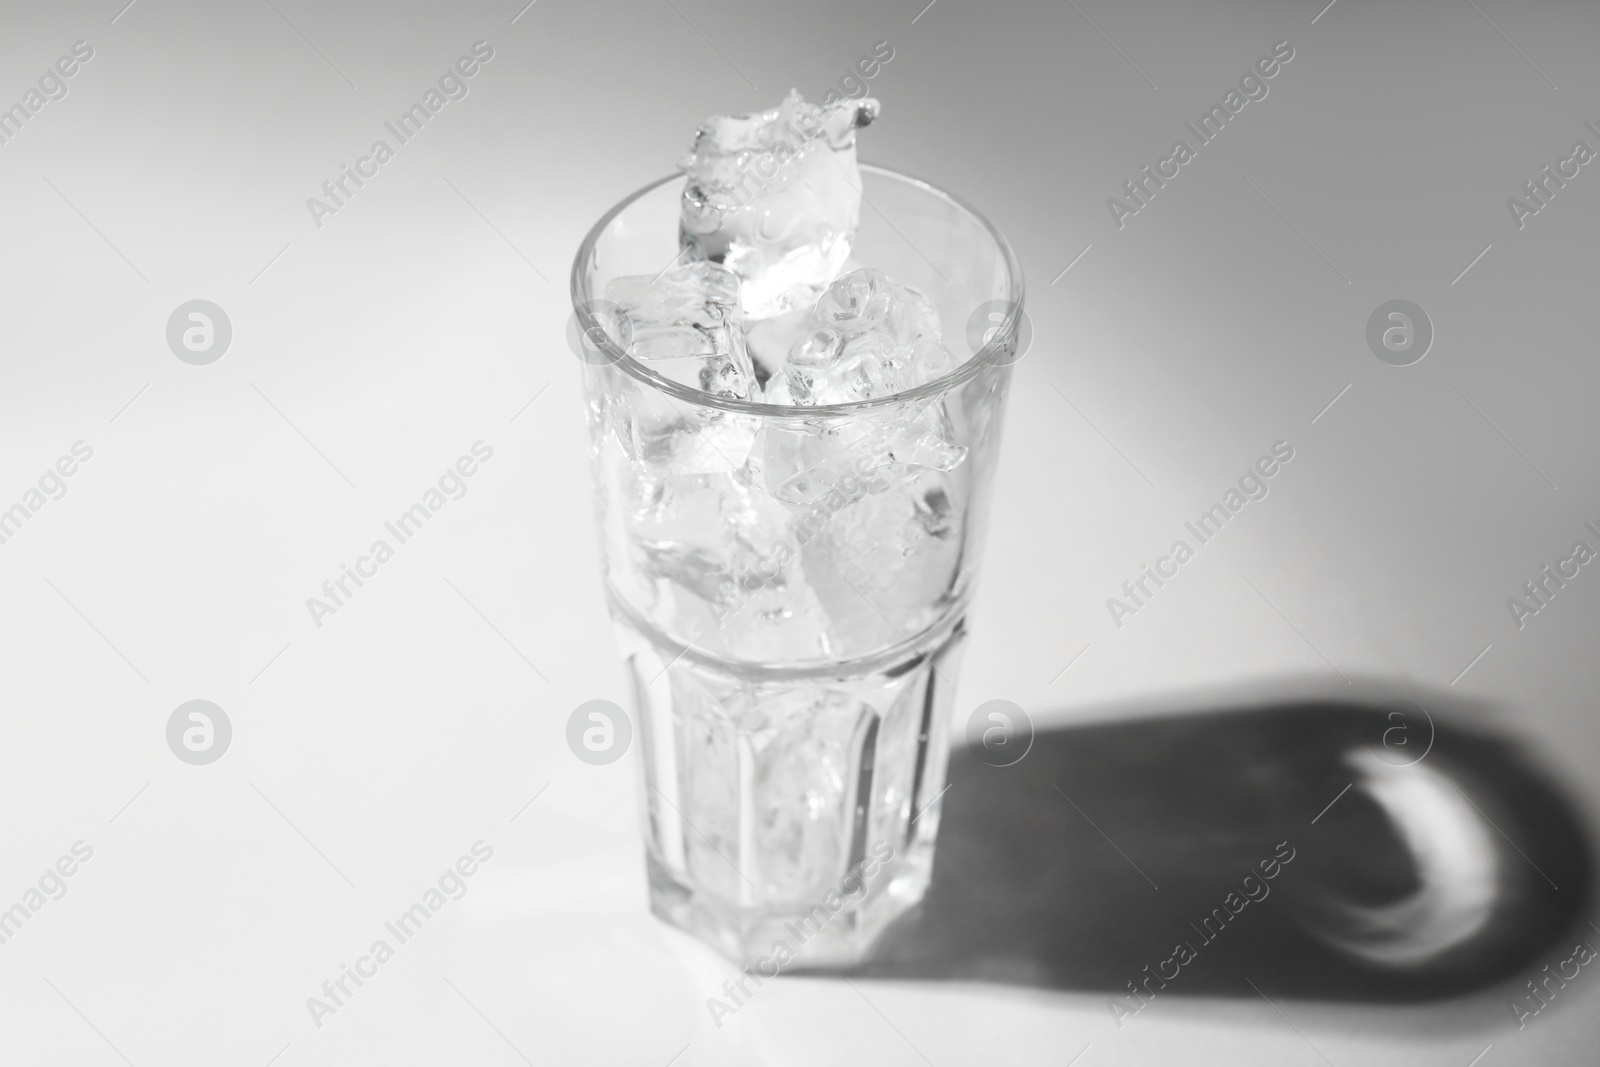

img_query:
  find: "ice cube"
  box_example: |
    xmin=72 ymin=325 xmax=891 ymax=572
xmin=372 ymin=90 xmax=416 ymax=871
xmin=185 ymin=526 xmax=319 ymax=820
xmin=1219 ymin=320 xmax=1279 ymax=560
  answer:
xmin=746 ymin=688 xmax=874 ymax=899
xmin=681 ymin=90 xmax=879 ymax=319
xmin=625 ymin=469 xmax=828 ymax=655
xmin=798 ymin=469 xmax=965 ymax=647
xmin=760 ymin=399 xmax=966 ymax=506
xmin=782 ymin=268 xmax=958 ymax=405
xmin=602 ymin=359 xmax=758 ymax=477
xmin=744 ymin=305 xmax=812 ymax=391
xmin=658 ymin=667 xmax=874 ymax=902
xmin=606 ymin=261 xmax=756 ymax=400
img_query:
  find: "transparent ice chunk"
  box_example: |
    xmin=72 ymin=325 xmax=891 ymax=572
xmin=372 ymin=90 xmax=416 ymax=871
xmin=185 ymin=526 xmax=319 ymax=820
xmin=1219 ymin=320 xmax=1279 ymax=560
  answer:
xmin=783 ymin=268 xmax=957 ymax=405
xmin=654 ymin=663 xmax=880 ymax=905
xmin=798 ymin=469 xmax=965 ymax=646
xmin=606 ymin=261 xmax=756 ymax=400
xmin=759 ymin=400 xmax=966 ymax=507
xmin=745 ymin=688 xmax=874 ymax=899
xmin=681 ymin=91 xmax=879 ymax=320
xmin=744 ymin=306 xmax=811 ymax=391
xmin=624 ymin=468 xmax=829 ymax=654
xmin=609 ymin=373 xmax=758 ymax=476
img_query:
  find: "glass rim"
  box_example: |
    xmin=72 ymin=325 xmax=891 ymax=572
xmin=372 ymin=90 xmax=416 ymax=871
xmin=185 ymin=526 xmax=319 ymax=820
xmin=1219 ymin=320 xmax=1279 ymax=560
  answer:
xmin=569 ymin=162 xmax=1026 ymax=418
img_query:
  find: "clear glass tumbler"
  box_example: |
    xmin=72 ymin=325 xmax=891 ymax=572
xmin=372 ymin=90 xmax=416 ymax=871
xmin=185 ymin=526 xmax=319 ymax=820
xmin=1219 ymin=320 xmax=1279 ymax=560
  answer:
xmin=572 ymin=165 xmax=1023 ymax=966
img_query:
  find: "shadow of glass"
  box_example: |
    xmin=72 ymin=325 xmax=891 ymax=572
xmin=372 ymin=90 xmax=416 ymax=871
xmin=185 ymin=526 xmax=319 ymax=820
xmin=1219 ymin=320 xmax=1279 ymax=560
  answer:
xmin=834 ymin=693 xmax=1592 ymax=1003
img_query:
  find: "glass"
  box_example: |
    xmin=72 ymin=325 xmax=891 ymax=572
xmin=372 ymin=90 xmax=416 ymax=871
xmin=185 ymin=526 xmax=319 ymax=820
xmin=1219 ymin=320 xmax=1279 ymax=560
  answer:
xmin=571 ymin=165 xmax=1023 ymax=966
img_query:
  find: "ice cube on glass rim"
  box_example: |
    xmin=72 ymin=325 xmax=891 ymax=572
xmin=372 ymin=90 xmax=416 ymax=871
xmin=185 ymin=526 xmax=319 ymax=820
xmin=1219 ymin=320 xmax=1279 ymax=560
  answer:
xmin=680 ymin=90 xmax=879 ymax=320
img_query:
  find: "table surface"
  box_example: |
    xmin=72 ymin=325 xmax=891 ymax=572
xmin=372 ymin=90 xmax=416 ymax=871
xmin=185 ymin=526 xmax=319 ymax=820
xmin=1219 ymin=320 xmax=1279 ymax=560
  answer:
xmin=2 ymin=0 xmax=1598 ymax=1063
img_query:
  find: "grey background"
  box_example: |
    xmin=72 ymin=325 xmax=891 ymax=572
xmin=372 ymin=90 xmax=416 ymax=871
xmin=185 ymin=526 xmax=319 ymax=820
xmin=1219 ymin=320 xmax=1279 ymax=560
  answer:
xmin=1 ymin=0 xmax=1597 ymax=1063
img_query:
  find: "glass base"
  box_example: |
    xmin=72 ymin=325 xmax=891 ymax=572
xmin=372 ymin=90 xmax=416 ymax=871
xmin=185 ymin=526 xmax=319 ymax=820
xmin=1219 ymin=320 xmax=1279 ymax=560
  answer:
xmin=646 ymin=844 xmax=933 ymax=969
xmin=615 ymin=608 xmax=966 ymax=968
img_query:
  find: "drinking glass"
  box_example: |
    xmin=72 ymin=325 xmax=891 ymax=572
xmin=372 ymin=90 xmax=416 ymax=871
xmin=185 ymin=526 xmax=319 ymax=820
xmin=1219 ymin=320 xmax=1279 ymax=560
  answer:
xmin=572 ymin=164 xmax=1023 ymax=965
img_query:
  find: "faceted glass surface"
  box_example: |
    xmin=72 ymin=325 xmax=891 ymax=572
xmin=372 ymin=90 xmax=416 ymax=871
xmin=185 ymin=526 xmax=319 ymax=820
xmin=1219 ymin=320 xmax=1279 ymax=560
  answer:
xmin=574 ymin=166 xmax=1022 ymax=966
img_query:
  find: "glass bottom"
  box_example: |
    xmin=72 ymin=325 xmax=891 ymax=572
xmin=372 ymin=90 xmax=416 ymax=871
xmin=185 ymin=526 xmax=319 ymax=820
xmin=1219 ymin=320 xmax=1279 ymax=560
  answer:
xmin=614 ymin=608 xmax=966 ymax=967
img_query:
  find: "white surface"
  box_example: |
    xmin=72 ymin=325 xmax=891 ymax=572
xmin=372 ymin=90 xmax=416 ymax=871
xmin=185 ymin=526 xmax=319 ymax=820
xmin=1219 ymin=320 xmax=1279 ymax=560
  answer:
xmin=1 ymin=0 xmax=1597 ymax=1063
